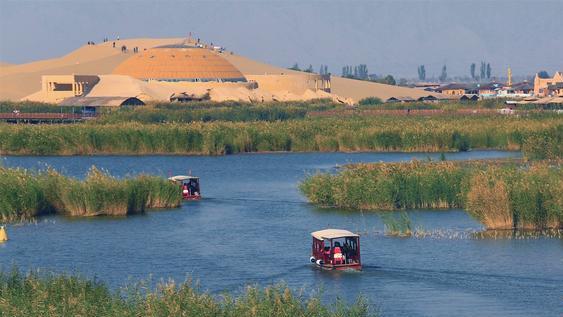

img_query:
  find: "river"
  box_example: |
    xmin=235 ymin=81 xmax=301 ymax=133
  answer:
xmin=1 ymin=151 xmax=561 ymax=316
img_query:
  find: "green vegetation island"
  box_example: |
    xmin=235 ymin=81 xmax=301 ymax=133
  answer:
xmin=0 ymin=166 xmax=180 ymax=223
xmin=0 ymin=269 xmax=373 ymax=317
xmin=300 ymin=160 xmax=562 ymax=230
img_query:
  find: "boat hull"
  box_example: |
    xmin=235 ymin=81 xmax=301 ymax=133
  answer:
xmin=315 ymin=263 xmax=362 ymax=271
xmin=183 ymin=195 xmax=201 ymax=201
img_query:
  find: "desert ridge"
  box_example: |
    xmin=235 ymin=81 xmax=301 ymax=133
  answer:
xmin=0 ymin=37 xmax=447 ymax=104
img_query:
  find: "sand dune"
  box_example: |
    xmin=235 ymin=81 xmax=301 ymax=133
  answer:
xmin=0 ymin=54 xmax=129 ymax=100
xmin=330 ymin=76 xmax=442 ymax=101
xmin=222 ymin=52 xmax=446 ymax=101
xmin=3 ymin=37 xmax=447 ymax=103
xmin=221 ymin=53 xmax=301 ymax=75
xmin=0 ymin=38 xmax=183 ymax=100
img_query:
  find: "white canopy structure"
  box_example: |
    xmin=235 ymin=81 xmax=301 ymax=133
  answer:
xmin=168 ymin=175 xmax=199 ymax=182
xmin=311 ymin=229 xmax=359 ymax=240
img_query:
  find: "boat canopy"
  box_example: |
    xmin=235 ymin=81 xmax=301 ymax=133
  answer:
xmin=311 ymin=229 xmax=359 ymax=240
xmin=168 ymin=175 xmax=199 ymax=181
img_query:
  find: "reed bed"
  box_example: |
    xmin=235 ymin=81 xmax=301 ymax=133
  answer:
xmin=99 ymin=100 xmax=338 ymax=123
xmin=300 ymin=160 xmax=562 ymax=230
xmin=0 ymin=115 xmax=560 ymax=156
xmin=0 ymin=269 xmax=374 ymax=317
xmin=0 ymin=166 xmax=181 ymax=222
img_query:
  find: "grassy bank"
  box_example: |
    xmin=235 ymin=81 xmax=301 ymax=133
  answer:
xmin=299 ymin=160 xmax=562 ymax=230
xmin=0 ymin=269 xmax=373 ymax=317
xmin=0 ymin=166 xmax=181 ymax=222
xmin=0 ymin=115 xmax=560 ymax=157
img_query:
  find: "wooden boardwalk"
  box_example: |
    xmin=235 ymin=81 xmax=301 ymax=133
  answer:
xmin=0 ymin=113 xmax=94 ymax=123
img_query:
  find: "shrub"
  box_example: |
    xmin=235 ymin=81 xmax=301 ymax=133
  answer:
xmin=465 ymin=172 xmax=512 ymax=229
xmin=358 ymin=97 xmax=383 ymax=106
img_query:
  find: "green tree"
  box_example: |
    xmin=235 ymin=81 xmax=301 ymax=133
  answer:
xmin=439 ymin=65 xmax=447 ymax=82
xmin=537 ymin=70 xmax=550 ymax=78
xmin=470 ymin=63 xmax=476 ymax=80
xmin=486 ymin=63 xmax=492 ymax=79
xmin=342 ymin=65 xmax=354 ymax=78
xmin=418 ymin=65 xmax=426 ymax=81
xmin=289 ymin=63 xmax=301 ymax=71
xmin=357 ymin=64 xmax=369 ymax=79
xmin=304 ymin=64 xmax=314 ymax=73
xmin=480 ymin=61 xmax=486 ymax=80
xmin=358 ymin=97 xmax=383 ymax=106
xmin=379 ymin=75 xmax=396 ymax=85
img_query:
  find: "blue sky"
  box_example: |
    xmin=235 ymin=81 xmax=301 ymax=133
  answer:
xmin=1 ymin=0 xmax=562 ymax=78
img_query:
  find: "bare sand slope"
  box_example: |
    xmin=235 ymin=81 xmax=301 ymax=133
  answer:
xmin=1 ymin=54 xmax=129 ymax=100
xmin=222 ymin=53 xmax=447 ymax=102
xmin=0 ymin=38 xmax=183 ymax=100
xmin=221 ymin=53 xmax=301 ymax=75
xmin=0 ymin=62 xmax=13 ymax=75
xmin=330 ymin=76 xmax=442 ymax=101
xmin=88 ymin=75 xmax=174 ymax=101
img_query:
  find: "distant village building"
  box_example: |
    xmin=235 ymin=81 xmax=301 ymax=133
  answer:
xmin=435 ymin=81 xmax=536 ymax=100
xmin=475 ymin=82 xmax=502 ymax=98
xmin=413 ymin=82 xmax=441 ymax=92
xmin=459 ymin=94 xmax=479 ymax=101
xmin=497 ymin=81 xmax=533 ymax=98
xmin=533 ymin=71 xmax=563 ymax=97
xmin=547 ymin=82 xmax=563 ymax=96
xmin=435 ymin=83 xmax=477 ymax=96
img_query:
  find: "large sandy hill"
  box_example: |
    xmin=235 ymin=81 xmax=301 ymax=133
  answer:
xmin=221 ymin=53 xmax=446 ymax=101
xmin=0 ymin=38 xmax=183 ymax=100
xmin=2 ymin=37 xmax=446 ymax=102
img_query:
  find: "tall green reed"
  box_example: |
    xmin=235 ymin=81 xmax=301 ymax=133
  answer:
xmin=0 ymin=116 xmax=560 ymax=156
xmin=0 ymin=166 xmax=181 ymax=222
xmin=0 ymin=269 xmax=374 ymax=317
xmin=300 ymin=160 xmax=562 ymax=230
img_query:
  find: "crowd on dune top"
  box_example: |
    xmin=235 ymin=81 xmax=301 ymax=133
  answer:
xmin=85 ymin=36 xmax=139 ymax=54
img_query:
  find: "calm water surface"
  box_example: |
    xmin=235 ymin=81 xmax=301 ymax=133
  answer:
xmin=1 ymin=151 xmax=562 ymax=317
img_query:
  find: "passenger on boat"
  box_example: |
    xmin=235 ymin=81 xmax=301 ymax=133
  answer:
xmin=323 ymin=246 xmax=331 ymax=263
xmin=189 ymin=181 xmax=197 ymax=195
xmin=333 ymin=242 xmax=344 ymax=265
xmin=343 ymin=242 xmax=351 ymax=263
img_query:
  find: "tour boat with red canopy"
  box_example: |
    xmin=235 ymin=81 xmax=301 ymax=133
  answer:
xmin=168 ymin=175 xmax=201 ymax=200
xmin=310 ymin=229 xmax=362 ymax=271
